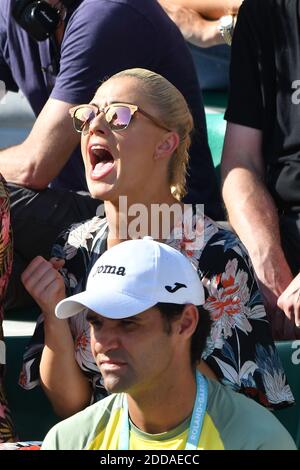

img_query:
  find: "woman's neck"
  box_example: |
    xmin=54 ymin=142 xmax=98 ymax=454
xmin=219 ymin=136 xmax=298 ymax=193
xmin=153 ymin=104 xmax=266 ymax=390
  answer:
xmin=104 ymin=193 xmax=183 ymax=247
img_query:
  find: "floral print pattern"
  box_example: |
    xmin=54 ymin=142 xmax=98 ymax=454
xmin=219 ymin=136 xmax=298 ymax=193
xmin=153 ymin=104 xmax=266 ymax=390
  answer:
xmin=20 ymin=211 xmax=294 ymax=409
xmin=0 ymin=175 xmax=15 ymax=442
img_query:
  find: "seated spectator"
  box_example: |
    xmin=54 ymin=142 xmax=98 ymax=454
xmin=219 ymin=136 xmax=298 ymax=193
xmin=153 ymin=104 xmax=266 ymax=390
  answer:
xmin=41 ymin=239 xmax=296 ymax=450
xmin=0 ymin=174 xmax=15 ymax=442
xmin=221 ymin=0 xmax=300 ymax=339
xmin=1 ymin=0 xmax=222 ymax=310
xmin=158 ymin=0 xmax=243 ymax=89
xmin=21 ymin=68 xmax=294 ymax=419
xmin=277 ymin=274 xmax=300 ymax=329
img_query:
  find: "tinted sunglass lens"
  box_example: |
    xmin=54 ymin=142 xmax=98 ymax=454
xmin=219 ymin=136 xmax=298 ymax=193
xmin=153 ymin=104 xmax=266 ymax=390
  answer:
xmin=106 ymin=106 xmax=132 ymax=130
xmin=74 ymin=107 xmax=96 ymax=132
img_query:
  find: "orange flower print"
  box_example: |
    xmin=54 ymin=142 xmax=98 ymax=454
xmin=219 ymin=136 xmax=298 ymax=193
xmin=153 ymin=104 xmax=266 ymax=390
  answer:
xmin=204 ymin=259 xmax=252 ymax=342
xmin=75 ymin=332 xmax=88 ymax=352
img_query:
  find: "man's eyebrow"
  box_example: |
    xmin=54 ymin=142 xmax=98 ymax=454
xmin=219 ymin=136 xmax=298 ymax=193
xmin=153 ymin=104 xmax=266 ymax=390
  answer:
xmin=121 ymin=314 xmax=144 ymax=322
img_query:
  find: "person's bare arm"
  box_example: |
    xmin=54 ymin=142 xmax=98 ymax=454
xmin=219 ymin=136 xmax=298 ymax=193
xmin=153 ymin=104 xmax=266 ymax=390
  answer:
xmin=159 ymin=0 xmax=242 ymax=20
xmin=40 ymin=316 xmax=92 ymax=418
xmin=221 ymin=123 xmax=293 ymax=312
xmin=21 ymin=256 xmax=92 ymax=417
xmin=158 ymin=1 xmax=222 ymax=47
xmin=0 ymin=98 xmax=80 ymax=190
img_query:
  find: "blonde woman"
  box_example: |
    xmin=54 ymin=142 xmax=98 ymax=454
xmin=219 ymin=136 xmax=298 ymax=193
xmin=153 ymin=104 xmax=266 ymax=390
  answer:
xmin=21 ymin=69 xmax=293 ymax=417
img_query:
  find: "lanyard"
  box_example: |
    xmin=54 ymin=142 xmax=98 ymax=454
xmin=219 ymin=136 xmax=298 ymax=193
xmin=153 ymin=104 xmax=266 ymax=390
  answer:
xmin=118 ymin=371 xmax=208 ymax=450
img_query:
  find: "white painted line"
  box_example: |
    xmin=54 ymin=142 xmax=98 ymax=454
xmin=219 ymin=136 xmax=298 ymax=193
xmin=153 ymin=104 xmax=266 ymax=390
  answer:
xmin=3 ymin=320 xmax=35 ymax=337
xmin=205 ymin=106 xmax=225 ymax=114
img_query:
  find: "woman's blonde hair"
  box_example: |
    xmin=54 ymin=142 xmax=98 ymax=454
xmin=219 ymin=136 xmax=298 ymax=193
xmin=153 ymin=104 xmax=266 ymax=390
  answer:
xmin=108 ymin=68 xmax=194 ymax=200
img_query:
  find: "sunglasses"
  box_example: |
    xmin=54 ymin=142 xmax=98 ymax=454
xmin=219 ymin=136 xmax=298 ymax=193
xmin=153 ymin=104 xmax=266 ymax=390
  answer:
xmin=69 ymin=102 xmax=171 ymax=134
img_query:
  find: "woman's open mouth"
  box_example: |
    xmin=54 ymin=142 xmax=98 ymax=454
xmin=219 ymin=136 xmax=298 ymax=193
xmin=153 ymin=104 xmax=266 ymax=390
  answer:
xmin=89 ymin=145 xmax=115 ymax=180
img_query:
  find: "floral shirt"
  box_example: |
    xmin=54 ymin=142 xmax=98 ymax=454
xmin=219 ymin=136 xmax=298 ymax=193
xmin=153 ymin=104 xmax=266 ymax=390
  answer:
xmin=20 ymin=211 xmax=294 ymax=409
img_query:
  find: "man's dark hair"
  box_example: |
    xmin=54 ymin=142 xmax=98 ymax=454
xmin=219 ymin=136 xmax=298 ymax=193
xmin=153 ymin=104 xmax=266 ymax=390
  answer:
xmin=155 ymin=303 xmax=212 ymax=366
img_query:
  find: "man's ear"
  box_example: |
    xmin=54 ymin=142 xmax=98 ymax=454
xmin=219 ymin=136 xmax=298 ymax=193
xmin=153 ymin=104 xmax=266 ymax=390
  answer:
xmin=154 ymin=131 xmax=180 ymax=160
xmin=177 ymin=304 xmax=199 ymax=339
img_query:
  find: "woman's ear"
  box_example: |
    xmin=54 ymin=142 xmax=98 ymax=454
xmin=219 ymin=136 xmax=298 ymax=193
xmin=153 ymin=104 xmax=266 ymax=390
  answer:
xmin=154 ymin=131 xmax=180 ymax=160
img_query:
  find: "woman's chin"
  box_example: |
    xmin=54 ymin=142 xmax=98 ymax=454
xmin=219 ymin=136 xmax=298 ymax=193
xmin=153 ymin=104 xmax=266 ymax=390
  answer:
xmin=88 ymin=181 xmax=117 ymax=202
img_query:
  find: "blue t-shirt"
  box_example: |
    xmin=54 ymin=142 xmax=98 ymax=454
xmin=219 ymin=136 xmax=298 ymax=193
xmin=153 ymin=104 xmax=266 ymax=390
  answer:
xmin=0 ymin=0 xmax=222 ymax=218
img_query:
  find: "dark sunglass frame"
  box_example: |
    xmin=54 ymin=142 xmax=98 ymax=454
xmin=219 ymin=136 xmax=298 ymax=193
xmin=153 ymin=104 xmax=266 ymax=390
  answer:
xmin=69 ymin=102 xmax=171 ymax=133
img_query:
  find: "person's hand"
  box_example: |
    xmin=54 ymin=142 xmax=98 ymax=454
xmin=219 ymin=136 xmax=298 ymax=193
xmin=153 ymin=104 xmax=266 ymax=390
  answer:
xmin=21 ymin=256 xmax=66 ymax=319
xmin=254 ymin=258 xmax=293 ymax=314
xmin=270 ymin=308 xmax=300 ymax=340
xmin=252 ymin=257 xmax=300 ymax=339
xmin=254 ymin=262 xmax=300 ymax=340
xmin=277 ymin=274 xmax=300 ymax=329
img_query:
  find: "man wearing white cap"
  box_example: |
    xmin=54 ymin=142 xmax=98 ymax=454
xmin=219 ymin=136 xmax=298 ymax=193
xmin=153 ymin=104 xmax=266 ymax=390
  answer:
xmin=42 ymin=239 xmax=295 ymax=450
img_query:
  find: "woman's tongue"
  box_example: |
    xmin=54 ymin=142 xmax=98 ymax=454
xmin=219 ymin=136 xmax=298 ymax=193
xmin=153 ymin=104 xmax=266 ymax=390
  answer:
xmin=91 ymin=148 xmax=114 ymax=179
xmin=92 ymin=161 xmax=114 ymax=178
xmin=92 ymin=160 xmax=114 ymax=178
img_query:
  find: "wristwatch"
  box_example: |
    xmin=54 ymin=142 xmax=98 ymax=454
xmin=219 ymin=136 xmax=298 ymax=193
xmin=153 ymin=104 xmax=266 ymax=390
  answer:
xmin=219 ymin=15 xmax=235 ymax=46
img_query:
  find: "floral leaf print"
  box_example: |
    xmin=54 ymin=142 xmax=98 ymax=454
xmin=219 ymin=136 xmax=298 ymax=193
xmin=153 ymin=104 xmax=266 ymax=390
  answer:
xmin=212 ymin=357 xmax=239 ymax=383
xmin=247 ymin=304 xmax=267 ymax=320
xmin=203 ymin=258 xmax=252 ymax=339
xmin=220 ymin=341 xmax=238 ymax=369
xmin=51 ymin=243 xmax=65 ymax=260
xmin=68 ymin=217 xmax=104 ymax=250
xmin=210 ymin=229 xmax=246 ymax=258
xmin=255 ymin=345 xmax=294 ymax=404
xmin=261 ymin=368 xmax=295 ymax=404
xmin=239 ymin=360 xmax=258 ymax=382
xmin=213 ymin=356 xmax=258 ymax=387
xmin=71 ymin=311 xmax=99 ymax=375
xmin=59 ymin=269 xmax=77 ymax=290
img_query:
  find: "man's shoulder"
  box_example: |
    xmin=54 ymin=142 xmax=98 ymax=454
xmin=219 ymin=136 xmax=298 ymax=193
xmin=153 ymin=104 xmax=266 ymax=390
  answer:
xmin=41 ymin=393 xmax=124 ymax=450
xmin=74 ymin=0 xmax=162 ymax=19
xmin=71 ymin=0 xmax=174 ymax=35
xmin=63 ymin=0 xmax=170 ymax=52
xmin=53 ymin=393 xmax=121 ymax=429
xmin=206 ymin=379 xmax=296 ymax=450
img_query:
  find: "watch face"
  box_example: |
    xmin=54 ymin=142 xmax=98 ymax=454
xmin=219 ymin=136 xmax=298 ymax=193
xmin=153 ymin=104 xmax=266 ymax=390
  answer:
xmin=220 ymin=15 xmax=233 ymax=28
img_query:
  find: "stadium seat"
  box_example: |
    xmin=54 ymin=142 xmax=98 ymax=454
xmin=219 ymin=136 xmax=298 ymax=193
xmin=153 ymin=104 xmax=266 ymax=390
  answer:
xmin=203 ymin=91 xmax=227 ymax=183
xmin=4 ymin=334 xmax=60 ymax=441
xmin=273 ymin=341 xmax=300 ymax=449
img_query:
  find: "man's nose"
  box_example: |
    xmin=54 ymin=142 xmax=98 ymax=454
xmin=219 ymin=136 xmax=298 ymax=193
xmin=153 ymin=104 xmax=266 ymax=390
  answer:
xmin=93 ymin=327 xmax=121 ymax=354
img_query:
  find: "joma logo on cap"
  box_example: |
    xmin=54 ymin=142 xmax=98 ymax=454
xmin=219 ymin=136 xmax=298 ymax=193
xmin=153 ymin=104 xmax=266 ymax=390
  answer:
xmin=165 ymin=282 xmax=187 ymax=293
xmin=94 ymin=265 xmax=126 ymax=276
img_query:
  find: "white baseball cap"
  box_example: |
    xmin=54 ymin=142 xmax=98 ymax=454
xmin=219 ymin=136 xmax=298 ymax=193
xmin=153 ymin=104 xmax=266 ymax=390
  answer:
xmin=55 ymin=238 xmax=204 ymax=320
